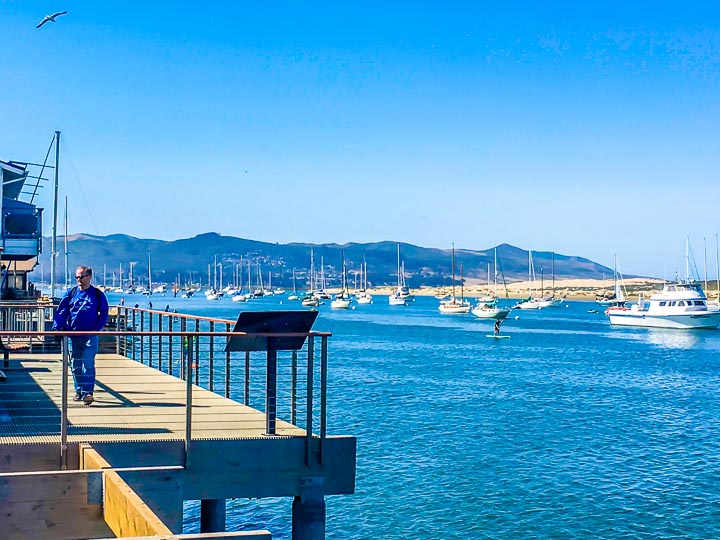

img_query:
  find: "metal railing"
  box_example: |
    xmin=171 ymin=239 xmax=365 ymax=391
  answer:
xmin=0 ymin=306 xmax=332 ymax=472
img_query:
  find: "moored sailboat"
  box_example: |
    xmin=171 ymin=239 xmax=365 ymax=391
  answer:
xmin=438 ymin=244 xmax=471 ymax=314
xmin=472 ymin=246 xmax=510 ymax=320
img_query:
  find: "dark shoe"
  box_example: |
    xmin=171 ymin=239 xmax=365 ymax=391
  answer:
xmin=73 ymin=392 xmax=83 ymax=402
xmin=83 ymin=394 xmax=94 ymax=405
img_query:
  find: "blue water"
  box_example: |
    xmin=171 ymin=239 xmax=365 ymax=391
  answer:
xmin=107 ymin=292 xmax=720 ymax=539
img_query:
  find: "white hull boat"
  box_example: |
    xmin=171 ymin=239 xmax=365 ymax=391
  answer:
xmin=388 ymin=294 xmax=407 ymax=306
xmin=607 ymin=240 xmax=720 ymax=330
xmin=439 ymin=299 xmax=471 ymax=314
xmin=606 ymin=282 xmax=720 ymax=329
xmin=330 ymin=297 xmax=351 ymax=309
xmin=471 ymin=304 xmax=510 ymax=320
xmin=437 ymin=244 xmax=470 ymax=314
xmin=301 ymin=296 xmax=320 ymax=307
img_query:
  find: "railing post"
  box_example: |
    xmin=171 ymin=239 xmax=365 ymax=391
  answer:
xmin=244 ymin=351 xmax=250 ymax=406
xmin=168 ymin=316 xmax=174 ymax=376
xmin=225 ymin=323 xmax=231 ymax=398
xmin=139 ymin=311 xmax=145 ymax=364
xmin=60 ymin=336 xmax=69 ymax=470
xmin=132 ymin=310 xmax=137 ymax=361
xmin=209 ymin=321 xmax=214 ymax=391
xmin=291 ymin=350 xmax=298 ymax=425
xmin=149 ymin=311 xmax=154 ymax=368
xmin=306 ymin=335 xmax=314 ymax=465
xmin=320 ymin=335 xmax=328 ymax=466
xmin=265 ymin=347 xmax=277 ymax=435
xmin=194 ymin=319 xmax=200 ymax=385
xmin=180 ymin=318 xmax=187 ymax=381
xmin=158 ymin=313 xmax=163 ymax=372
xmin=185 ymin=334 xmax=194 ymax=468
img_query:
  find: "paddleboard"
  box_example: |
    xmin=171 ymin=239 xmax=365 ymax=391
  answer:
xmin=486 ymin=335 xmax=510 ymax=339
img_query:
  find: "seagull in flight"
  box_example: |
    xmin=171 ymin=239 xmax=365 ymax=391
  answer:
xmin=36 ymin=11 xmax=68 ymax=29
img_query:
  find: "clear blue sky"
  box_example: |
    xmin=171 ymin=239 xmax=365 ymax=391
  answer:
xmin=2 ymin=2 xmax=720 ymax=278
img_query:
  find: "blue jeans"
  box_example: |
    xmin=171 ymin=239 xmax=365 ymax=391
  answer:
xmin=70 ymin=336 xmax=98 ymax=396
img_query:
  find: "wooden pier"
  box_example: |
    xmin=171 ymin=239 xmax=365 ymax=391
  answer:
xmin=0 ymin=321 xmax=356 ymax=539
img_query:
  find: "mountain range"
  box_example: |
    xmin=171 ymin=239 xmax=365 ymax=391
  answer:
xmin=34 ymin=233 xmax=619 ymax=289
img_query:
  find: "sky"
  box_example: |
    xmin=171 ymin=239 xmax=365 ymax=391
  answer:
xmin=2 ymin=1 xmax=720 ymax=278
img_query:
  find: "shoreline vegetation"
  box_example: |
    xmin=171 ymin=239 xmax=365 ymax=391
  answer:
xmin=333 ymin=278 xmax=720 ymax=302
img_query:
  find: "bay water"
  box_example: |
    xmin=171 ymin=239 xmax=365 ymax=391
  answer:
xmin=107 ymin=292 xmax=720 ymax=539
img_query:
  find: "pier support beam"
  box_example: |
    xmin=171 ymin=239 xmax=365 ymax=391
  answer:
xmin=200 ymin=498 xmax=226 ymax=533
xmin=292 ymin=477 xmax=325 ymax=540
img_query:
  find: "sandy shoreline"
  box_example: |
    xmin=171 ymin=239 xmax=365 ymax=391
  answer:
xmin=330 ymin=278 xmax=720 ymax=302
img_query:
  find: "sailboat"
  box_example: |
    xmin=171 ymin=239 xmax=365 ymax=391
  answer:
xmin=388 ymin=244 xmax=411 ymax=305
xmin=513 ymin=250 xmax=564 ymax=309
xmin=331 ymin=253 xmax=352 ymax=309
xmin=356 ymin=258 xmax=373 ymax=304
xmin=596 ymin=255 xmax=627 ymax=307
xmin=301 ymin=250 xmax=321 ymax=306
xmin=472 ymin=246 xmax=511 ymax=320
xmin=438 ymin=244 xmax=471 ymax=314
xmin=287 ymin=268 xmax=299 ymax=301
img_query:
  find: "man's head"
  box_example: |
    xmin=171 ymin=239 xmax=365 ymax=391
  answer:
xmin=75 ymin=266 xmax=93 ymax=290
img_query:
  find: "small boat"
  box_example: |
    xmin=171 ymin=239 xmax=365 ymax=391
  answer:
xmin=355 ymin=258 xmax=373 ymax=304
xmin=472 ymin=247 xmax=511 ymax=320
xmin=330 ymin=252 xmax=352 ymax=309
xmin=513 ymin=250 xmax=565 ymax=309
xmin=388 ymin=244 xmax=412 ymax=306
xmin=596 ymin=255 xmax=627 ymax=307
xmin=438 ymin=245 xmax=470 ymax=314
xmin=301 ymin=295 xmax=320 ymax=307
xmin=287 ymin=269 xmax=299 ymax=301
xmin=587 ymin=309 xmax=599 ymax=314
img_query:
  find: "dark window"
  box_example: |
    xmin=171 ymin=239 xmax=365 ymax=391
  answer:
xmin=3 ymin=212 xmax=39 ymax=237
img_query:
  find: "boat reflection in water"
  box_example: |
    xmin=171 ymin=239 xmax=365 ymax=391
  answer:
xmin=644 ymin=329 xmax=702 ymax=350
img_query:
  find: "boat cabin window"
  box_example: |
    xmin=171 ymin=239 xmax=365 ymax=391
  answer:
xmin=669 ymin=301 xmax=676 ymax=306
xmin=695 ymin=300 xmax=706 ymax=306
xmin=678 ymin=301 xmax=686 ymax=306
xmin=659 ymin=301 xmax=667 ymax=306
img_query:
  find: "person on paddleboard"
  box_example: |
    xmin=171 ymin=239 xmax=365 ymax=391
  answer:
xmin=494 ymin=319 xmax=502 ymax=336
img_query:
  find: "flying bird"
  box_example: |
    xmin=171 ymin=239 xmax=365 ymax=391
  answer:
xmin=36 ymin=11 xmax=68 ymax=29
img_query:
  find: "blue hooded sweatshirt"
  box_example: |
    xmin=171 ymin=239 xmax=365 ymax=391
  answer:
xmin=53 ymin=285 xmax=109 ymax=332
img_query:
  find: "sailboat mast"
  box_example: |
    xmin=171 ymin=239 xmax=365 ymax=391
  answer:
xmin=493 ymin=246 xmax=498 ymax=296
xmin=451 ymin=243 xmax=456 ymax=301
xmin=460 ymin=260 xmax=464 ymax=302
xmin=397 ymin=244 xmax=401 ymax=288
xmin=50 ymin=131 xmax=60 ymax=298
xmin=63 ymin=196 xmax=68 ymax=289
xmin=148 ymin=252 xmax=152 ymax=291
xmin=716 ymin=233 xmax=719 ymax=301
xmin=704 ymin=237 xmax=708 ymax=290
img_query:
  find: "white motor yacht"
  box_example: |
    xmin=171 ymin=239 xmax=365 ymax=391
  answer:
xmin=606 ymin=281 xmax=720 ymax=329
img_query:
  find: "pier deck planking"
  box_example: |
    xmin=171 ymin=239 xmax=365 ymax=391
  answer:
xmin=0 ymin=353 xmax=305 ymax=442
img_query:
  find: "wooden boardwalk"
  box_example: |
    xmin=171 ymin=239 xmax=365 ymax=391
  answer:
xmin=0 ymin=351 xmax=355 ymax=538
xmin=0 ymin=353 xmax=305 ymax=444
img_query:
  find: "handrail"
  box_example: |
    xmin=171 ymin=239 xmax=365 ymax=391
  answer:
xmin=1 ymin=318 xmax=332 ymax=473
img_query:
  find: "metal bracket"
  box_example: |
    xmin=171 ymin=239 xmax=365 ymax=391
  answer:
xmin=299 ymin=476 xmax=324 ymax=503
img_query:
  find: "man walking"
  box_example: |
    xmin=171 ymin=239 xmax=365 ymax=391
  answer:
xmin=53 ymin=266 xmax=109 ymax=405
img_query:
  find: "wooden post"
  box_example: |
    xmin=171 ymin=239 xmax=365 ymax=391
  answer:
xmin=200 ymin=499 xmax=226 ymax=533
